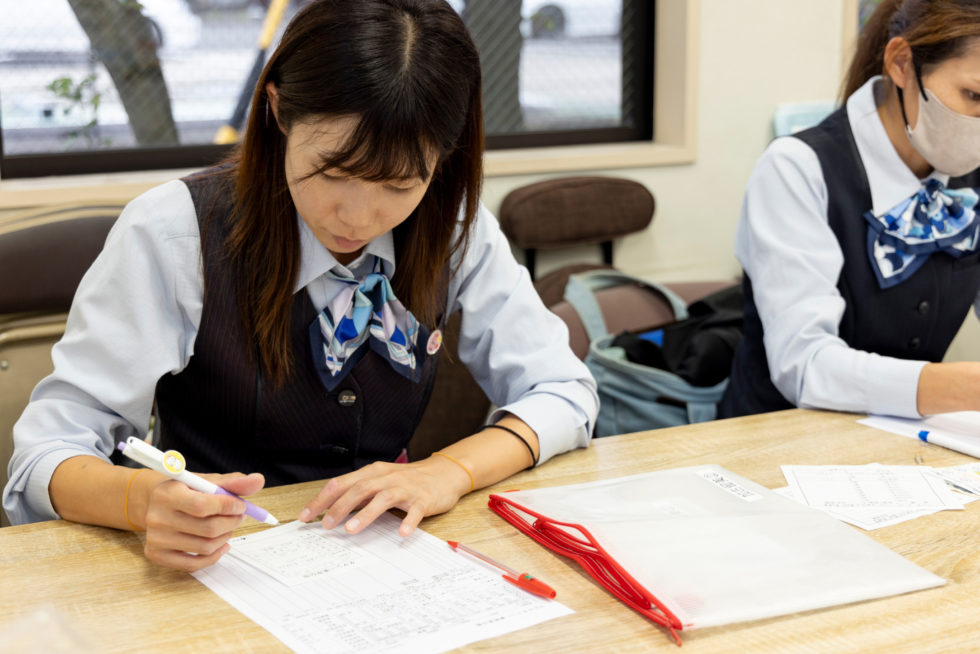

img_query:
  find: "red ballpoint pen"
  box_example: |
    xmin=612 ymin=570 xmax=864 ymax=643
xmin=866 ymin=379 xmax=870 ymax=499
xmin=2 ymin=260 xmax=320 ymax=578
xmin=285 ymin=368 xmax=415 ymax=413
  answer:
xmin=448 ymin=540 xmax=557 ymax=599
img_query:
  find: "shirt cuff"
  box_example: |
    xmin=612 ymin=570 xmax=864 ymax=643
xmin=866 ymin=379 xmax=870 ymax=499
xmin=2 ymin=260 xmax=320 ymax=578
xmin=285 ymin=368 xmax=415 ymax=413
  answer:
xmin=490 ymin=389 xmax=594 ymax=465
xmin=8 ymin=447 xmax=99 ymax=524
xmin=865 ymin=355 xmax=927 ymax=418
xmin=20 ymin=449 xmax=75 ymax=523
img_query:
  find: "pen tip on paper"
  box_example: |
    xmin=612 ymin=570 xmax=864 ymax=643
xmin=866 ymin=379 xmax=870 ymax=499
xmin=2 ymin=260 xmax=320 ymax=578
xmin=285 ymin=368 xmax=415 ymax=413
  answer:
xmin=264 ymin=515 xmax=280 ymax=526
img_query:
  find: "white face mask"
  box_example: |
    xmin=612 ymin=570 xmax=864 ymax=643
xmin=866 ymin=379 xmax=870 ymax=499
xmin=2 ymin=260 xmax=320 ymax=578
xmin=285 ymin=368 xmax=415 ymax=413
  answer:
xmin=906 ymin=86 xmax=980 ymax=177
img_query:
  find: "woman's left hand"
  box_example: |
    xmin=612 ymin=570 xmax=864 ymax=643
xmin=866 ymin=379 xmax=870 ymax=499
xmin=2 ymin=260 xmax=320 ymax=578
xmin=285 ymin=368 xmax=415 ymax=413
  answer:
xmin=297 ymin=456 xmax=472 ymax=536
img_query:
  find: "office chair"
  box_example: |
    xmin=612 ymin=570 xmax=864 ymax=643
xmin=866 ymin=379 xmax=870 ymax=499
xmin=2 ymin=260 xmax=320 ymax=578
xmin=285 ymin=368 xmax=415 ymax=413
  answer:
xmin=498 ymin=176 xmax=736 ymax=357
xmin=0 ymin=202 xmax=123 ymax=526
xmin=499 ymin=175 xmax=655 ymax=307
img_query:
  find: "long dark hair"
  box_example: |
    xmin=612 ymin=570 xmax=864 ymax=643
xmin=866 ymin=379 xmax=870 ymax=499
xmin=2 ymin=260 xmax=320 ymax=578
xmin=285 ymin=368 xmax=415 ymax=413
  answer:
xmin=224 ymin=0 xmax=484 ymax=386
xmin=843 ymin=0 xmax=980 ymax=99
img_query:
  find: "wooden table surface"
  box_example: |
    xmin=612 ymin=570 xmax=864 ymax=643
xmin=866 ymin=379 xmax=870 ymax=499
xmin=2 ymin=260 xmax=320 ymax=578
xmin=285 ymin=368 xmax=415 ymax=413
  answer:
xmin=1 ymin=409 xmax=978 ymax=653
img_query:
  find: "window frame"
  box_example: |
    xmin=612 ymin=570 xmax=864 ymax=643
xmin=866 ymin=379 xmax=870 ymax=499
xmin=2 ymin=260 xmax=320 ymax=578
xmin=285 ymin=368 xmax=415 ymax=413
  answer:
xmin=1 ymin=1 xmax=656 ymax=180
xmin=0 ymin=1 xmax=698 ymax=207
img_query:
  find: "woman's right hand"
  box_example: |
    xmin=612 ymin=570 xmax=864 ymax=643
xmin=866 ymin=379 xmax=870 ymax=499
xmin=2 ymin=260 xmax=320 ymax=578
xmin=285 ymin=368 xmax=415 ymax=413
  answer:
xmin=142 ymin=472 xmax=266 ymax=571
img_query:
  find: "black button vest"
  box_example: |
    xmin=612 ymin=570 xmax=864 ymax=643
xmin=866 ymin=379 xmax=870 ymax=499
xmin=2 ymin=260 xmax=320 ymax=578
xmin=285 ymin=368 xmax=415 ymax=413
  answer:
xmin=720 ymin=107 xmax=980 ymax=418
xmin=154 ymin=167 xmax=448 ymax=485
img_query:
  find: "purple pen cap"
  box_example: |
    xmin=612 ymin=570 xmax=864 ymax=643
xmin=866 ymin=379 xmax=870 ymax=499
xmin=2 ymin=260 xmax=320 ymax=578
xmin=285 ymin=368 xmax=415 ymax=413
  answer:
xmin=213 ymin=487 xmax=280 ymax=525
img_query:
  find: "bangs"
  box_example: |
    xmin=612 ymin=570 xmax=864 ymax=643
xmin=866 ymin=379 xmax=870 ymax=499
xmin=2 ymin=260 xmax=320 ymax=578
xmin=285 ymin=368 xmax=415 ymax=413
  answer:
xmin=312 ymin=113 xmax=437 ymax=183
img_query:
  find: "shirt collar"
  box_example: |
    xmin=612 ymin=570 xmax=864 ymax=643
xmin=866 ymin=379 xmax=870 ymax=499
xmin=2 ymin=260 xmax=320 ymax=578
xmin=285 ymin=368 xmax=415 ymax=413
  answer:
xmin=846 ymin=75 xmax=948 ymax=217
xmin=294 ymin=214 xmax=396 ymax=293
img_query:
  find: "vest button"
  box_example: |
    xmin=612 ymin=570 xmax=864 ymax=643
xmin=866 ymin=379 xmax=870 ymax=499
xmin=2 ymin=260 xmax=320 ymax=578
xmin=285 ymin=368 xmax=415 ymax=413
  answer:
xmin=908 ymin=337 xmax=921 ymax=350
xmin=337 ymin=390 xmax=357 ymax=407
xmin=917 ymin=301 xmax=930 ymax=316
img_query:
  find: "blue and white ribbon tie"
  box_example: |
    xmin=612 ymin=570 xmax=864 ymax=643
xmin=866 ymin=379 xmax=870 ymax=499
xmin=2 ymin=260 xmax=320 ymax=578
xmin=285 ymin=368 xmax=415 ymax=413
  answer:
xmin=865 ymin=179 xmax=980 ymax=288
xmin=310 ymin=262 xmax=425 ymax=391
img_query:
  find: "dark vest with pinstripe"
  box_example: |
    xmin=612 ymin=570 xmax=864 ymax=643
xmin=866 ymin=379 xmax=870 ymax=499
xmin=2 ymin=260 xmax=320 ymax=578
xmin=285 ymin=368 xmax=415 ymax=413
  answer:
xmin=154 ymin=168 xmax=448 ymax=485
xmin=719 ymin=106 xmax=980 ymax=418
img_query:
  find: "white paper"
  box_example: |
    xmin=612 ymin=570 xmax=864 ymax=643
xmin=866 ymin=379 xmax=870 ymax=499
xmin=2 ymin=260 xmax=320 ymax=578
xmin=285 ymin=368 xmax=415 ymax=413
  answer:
xmin=773 ymin=486 xmax=939 ymax=530
xmin=193 ymin=514 xmax=571 ymax=654
xmin=860 ymin=412 xmax=980 ymax=458
xmin=931 ymin=462 xmax=980 ymax=496
xmin=780 ymin=464 xmax=965 ymax=511
xmin=225 ymin=521 xmax=370 ymax=587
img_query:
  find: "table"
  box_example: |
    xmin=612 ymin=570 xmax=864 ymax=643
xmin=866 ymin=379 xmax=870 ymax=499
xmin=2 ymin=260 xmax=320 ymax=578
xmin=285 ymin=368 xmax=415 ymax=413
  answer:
xmin=1 ymin=409 xmax=977 ymax=653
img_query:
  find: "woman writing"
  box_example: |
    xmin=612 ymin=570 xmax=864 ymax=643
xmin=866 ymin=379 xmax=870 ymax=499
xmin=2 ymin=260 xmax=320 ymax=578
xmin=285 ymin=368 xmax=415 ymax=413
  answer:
xmin=721 ymin=0 xmax=980 ymax=419
xmin=3 ymin=0 xmax=598 ymax=571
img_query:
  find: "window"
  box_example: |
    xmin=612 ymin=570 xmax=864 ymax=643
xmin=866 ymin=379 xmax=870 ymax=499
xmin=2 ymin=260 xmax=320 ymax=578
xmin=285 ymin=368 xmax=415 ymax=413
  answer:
xmin=0 ymin=0 xmax=653 ymax=179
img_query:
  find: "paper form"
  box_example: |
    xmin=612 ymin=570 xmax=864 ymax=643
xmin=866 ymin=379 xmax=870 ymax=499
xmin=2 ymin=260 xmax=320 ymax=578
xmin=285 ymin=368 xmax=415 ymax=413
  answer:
xmin=781 ymin=464 xmax=964 ymax=510
xmin=777 ymin=464 xmax=966 ymax=530
xmin=192 ymin=514 xmax=571 ymax=654
xmin=224 ymin=521 xmax=369 ymax=586
xmin=931 ymin=462 xmax=980 ymax=496
xmin=773 ymin=486 xmax=939 ymax=530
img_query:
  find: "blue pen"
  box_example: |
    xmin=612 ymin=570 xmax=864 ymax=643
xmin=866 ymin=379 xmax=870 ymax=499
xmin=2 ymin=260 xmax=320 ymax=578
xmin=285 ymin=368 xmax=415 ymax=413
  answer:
xmin=117 ymin=437 xmax=279 ymax=525
xmin=914 ymin=427 xmax=980 ymax=458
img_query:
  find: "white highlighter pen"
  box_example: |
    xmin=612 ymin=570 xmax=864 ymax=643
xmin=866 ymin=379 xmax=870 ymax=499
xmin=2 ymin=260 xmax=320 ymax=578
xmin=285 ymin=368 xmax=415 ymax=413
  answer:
xmin=116 ymin=436 xmax=279 ymax=526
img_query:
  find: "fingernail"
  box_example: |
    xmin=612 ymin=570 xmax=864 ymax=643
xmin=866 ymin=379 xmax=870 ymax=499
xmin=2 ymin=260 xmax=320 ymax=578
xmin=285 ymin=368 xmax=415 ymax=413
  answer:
xmin=322 ymin=515 xmax=335 ymax=528
xmin=345 ymin=517 xmax=360 ymax=532
xmin=299 ymin=508 xmax=311 ymax=522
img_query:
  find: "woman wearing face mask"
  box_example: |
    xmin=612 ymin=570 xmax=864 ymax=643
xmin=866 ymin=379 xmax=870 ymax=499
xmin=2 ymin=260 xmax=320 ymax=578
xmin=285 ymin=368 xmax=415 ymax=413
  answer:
xmin=719 ymin=0 xmax=980 ymax=419
xmin=2 ymin=0 xmax=598 ymax=571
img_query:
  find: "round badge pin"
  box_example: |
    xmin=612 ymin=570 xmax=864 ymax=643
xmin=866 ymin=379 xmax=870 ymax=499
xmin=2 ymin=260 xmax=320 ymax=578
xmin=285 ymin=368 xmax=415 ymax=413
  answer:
xmin=427 ymin=329 xmax=443 ymax=355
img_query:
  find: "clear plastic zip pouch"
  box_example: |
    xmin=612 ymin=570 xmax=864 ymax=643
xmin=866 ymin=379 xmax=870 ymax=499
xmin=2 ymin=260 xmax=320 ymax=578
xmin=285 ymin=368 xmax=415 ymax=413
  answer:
xmin=489 ymin=465 xmax=944 ymax=645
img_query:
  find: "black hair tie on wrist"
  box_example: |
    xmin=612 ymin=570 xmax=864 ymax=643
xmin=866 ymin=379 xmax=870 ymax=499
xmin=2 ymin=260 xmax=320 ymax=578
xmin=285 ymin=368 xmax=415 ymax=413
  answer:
xmin=482 ymin=423 xmax=538 ymax=468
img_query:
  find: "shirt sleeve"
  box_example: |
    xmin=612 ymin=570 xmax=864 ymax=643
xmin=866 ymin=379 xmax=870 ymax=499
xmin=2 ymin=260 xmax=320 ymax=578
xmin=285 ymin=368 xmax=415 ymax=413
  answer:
xmin=3 ymin=180 xmax=204 ymax=524
xmin=447 ymin=203 xmax=599 ymax=464
xmin=737 ymin=137 xmax=926 ymax=417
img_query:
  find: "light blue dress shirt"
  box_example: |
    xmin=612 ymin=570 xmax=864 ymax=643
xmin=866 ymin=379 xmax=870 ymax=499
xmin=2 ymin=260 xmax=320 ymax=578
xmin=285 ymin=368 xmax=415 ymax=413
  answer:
xmin=4 ymin=179 xmax=598 ymax=524
xmin=736 ymin=76 xmax=980 ymax=417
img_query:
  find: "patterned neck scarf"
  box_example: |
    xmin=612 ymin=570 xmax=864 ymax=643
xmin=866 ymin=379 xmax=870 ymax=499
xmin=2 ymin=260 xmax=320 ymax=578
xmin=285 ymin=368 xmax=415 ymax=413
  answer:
xmin=864 ymin=178 xmax=980 ymax=289
xmin=309 ymin=257 xmax=425 ymax=391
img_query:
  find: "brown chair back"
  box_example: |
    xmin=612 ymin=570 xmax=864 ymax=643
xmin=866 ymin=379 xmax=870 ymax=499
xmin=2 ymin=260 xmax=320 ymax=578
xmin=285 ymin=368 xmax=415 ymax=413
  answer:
xmin=499 ymin=176 xmax=654 ymax=284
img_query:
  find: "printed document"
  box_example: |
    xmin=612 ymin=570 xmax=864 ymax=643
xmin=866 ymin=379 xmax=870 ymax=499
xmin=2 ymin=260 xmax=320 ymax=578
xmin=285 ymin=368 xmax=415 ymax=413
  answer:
xmin=778 ymin=464 xmax=967 ymax=530
xmin=931 ymin=462 xmax=980 ymax=495
xmin=193 ymin=514 xmax=571 ymax=654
